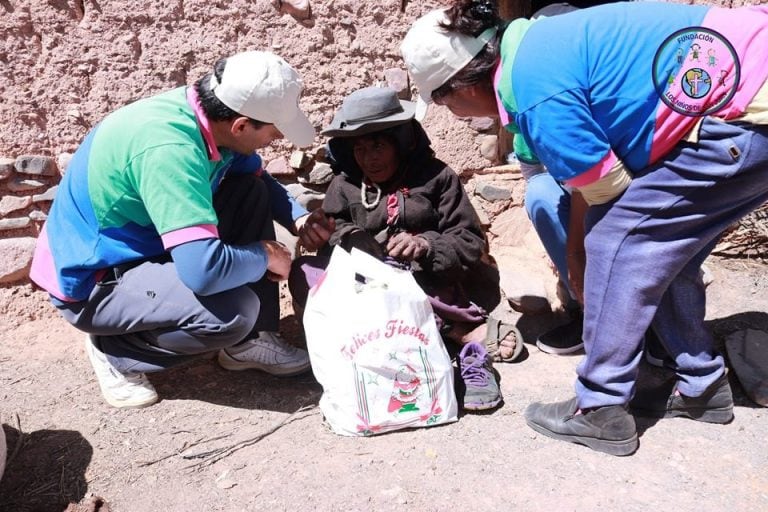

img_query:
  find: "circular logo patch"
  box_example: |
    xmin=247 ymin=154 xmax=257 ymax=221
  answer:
xmin=652 ymin=27 xmax=740 ymax=117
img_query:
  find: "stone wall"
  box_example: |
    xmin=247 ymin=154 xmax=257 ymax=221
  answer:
xmin=0 ymin=154 xmax=64 ymax=283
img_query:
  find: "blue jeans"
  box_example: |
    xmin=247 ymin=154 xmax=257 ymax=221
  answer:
xmin=524 ymin=172 xmax=574 ymax=299
xmin=576 ymin=119 xmax=768 ymax=408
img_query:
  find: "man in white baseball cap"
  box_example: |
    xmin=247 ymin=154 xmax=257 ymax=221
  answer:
xmin=30 ymin=50 xmax=334 ymax=409
xmin=209 ymin=50 xmax=315 ymax=147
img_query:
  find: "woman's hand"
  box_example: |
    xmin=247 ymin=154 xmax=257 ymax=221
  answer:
xmin=386 ymin=232 xmax=430 ymax=262
xmin=296 ymin=208 xmax=335 ymax=252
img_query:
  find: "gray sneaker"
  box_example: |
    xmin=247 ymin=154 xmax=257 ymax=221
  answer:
xmin=218 ymin=332 xmax=311 ymax=376
xmin=459 ymin=342 xmax=502 ymax=411
xmin=84 ymin=335 xmax=158 ymax=409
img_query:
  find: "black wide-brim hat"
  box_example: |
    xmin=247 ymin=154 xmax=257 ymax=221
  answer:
xmin=321 ymin=86 xmax=416 ymax=138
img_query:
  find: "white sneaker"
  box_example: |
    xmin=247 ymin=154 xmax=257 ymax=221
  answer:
xmin=218 ymin=332 xmax=311 ymax=376
xmin=84 ymin=335 xmax=159 ymax=409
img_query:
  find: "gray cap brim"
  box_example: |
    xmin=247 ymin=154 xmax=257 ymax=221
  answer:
xmin=321 ymin=100 xmax=416 ymax=138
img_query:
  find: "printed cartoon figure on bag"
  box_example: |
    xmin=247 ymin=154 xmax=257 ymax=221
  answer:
xmin=351 ymin=345 xmax=445 ymax=434
xmin=388 ymin=364 xmax=422 ymax=413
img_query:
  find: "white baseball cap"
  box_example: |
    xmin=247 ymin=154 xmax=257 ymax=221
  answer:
xmin=400 ymin=9 xmax=497 ymax=119
xmin=210 ymin=51 xmax=315 ymax=147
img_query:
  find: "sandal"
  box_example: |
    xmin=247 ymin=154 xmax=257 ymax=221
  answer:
xmin=485 ymin=316 xmax=524 ymax=363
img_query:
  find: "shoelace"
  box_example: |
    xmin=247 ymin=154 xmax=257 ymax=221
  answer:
xmin=461 ymin=355 xmax=490 ymax=386
xmin=261 ymin=335 xmax=297 ymax=354
xmin=124 ymin=373 xmax=150 ymax=386
xmin=245 ymin=332 xmax=294 ymax=352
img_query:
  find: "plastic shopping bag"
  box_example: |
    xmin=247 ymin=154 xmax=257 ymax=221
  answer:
xmin=303 ymin=246 xmax=458 ymax=436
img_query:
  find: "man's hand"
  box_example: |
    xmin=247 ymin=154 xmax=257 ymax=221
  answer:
xmin=295 ymin=209 xmax=335 ymax=252
xmin=386 ymin=232 xmax=430 ymax=262
xmin=261 ymin=240 xmax=292 ymax=281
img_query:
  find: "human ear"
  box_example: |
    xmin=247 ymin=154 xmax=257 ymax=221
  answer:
xmin=230 ymin=116 xmax=250 ymax=137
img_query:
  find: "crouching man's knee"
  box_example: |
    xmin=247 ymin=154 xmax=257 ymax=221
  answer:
xmin=190 ymin=286 xmax=262 ymax=350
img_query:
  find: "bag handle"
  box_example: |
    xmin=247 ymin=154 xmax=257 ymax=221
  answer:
xmin=349 ymin=247 xmax=401 ymax=284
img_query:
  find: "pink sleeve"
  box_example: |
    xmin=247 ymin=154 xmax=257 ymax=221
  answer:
xmin=161 ymin=224 xmax=219 ymax=250
xmin=565 ymin=150 xmax=619 ymax=188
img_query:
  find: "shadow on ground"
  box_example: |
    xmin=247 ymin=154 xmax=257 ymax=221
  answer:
xmin=150 ymin=359 xmax=323 ymax=413
xmin=134 ymin=312 xmax=323 ymax=413
xmin=0 ymin=426 xmax=91 ymax=512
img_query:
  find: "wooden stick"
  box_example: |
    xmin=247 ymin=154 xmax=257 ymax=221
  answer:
xmin=185 ymin=404 xmax=318 ymax=471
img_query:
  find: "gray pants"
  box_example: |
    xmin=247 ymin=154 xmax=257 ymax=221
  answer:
xmin=56 ymin=174 xmax=279 ymax=373
xmin=576 ymin=118 xmax=768 ymax=408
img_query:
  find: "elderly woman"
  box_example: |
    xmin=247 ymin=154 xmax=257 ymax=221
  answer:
xmin=401 ymin=0 xmax=768 ymax=455
xmin=291 ymin=86 xmax=524 ymax=411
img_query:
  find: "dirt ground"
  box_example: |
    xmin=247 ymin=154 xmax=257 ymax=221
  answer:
xmin=1 ymin=255 xmax=767 ymax=512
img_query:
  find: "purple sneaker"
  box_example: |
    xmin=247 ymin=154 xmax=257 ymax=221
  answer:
xmin=459 ymin=342 xmax=502 ymax=411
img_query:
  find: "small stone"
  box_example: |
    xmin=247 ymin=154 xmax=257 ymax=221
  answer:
xmin=28 ymin=209 xmax=48 ymax=222
xmin=15 ymin=155 xmax=57 ymax=176
xmin=289 ymin=150 xmax=312 ymax=170
xmin=469 ymin=117 xmax=496 ymax=132
xmin=0 ymin=195 xmax=32 ymax=216
xmin=307 ymin=162 xmax=334 ymax=185
xmin=0 ymin=217 xmax=32 ymax=231
xmin=475 ymin=181 xmax=511 ymax=202
xmin=57 ymin=152 xmax=73 ymax=175
xmin=383 ymin=68 xmax=409 ymax=98
xmin=265 ymin=157 xmax=294 ymax=178
xmin=311 ymin=145 xmax=327 ymax=162
xmin=32 ymin=186 xmax=58 ymax=203
xmin=380 ymin=486 xmax=408 ymax=505
xmin=215 ymin=478 xmax=236 ymax=490
xmin=215 ymin=469 xmax=237 ymax=490
xmin=478 ymin=135 xmax=498 ymax=162
xmin=499 ymin=270 xmax=552 ymax=314
xmin=0 ymin=237 xmax=37 ymax=284
xmin=0 ymin=157 xmax=14 ymax=180
xmin=273 ymin=0 xmax=312 ymax=22
xmin=8 ymin=178 xmax=47 ymax=192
